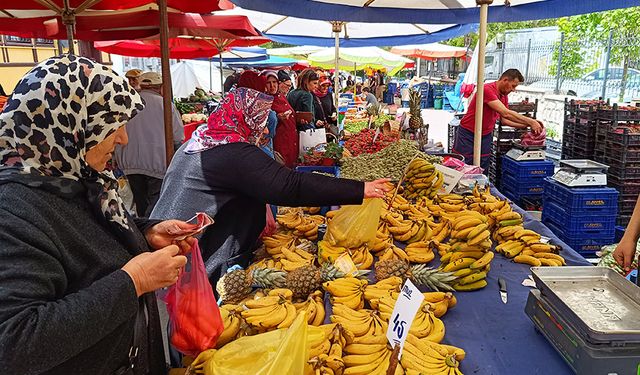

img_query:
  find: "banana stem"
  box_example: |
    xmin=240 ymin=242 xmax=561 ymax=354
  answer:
xmin=386 ymin=344 xmax=401 ymax=375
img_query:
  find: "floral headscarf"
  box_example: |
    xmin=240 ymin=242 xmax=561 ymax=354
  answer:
xmin=0 ymin=55 xmax=144 ymax=245
xmin=185 ymin=87 xmax=273 ymax=153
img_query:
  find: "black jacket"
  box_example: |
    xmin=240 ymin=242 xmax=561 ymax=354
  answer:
xmin=0 ymin=183 xmax=165 ymax=375
xmin=151 ymin=142 xmax=364 ymax=284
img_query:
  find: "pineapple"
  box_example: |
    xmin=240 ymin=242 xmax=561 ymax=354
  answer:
xmin=375 ymin=259 xmax=457 ymax=292
xmin=217 ymin=267 xmax=286 ymax=304
xmin=408 ymin=88 xmax=423 ymax=130
xmin=286 ymin=264 xmax=369 ymax=300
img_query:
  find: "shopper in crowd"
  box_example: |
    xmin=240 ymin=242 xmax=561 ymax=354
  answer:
xmin=452 ymin=69 xmax=544 ymax=171
xmin=125 ymin=68 xmax=143 ymax=91
xmin=313 ymin=74 xmax=338 ymax=137
xmin=362 ymin=86 xmax=379 ymax=106
xmin=0 ymin=55 xmax=198 ymax=375
xmin=346 ymin=75 xmax=355 ymax=90
xmin=114 ymin=72 xmax=183 ymax=217
xmin=150 ymin=86 xmax=391 ymax=285
xmin=374 ymin=69 xmax=386 ymax=101
xmin=271 ymin=70 xmax=298 ymax=168
xmin=223 ymin=71 xmax=241 ymax=93
xmin=287 ymin=68 xmax=322 ymax=130
xmin=256 ymin=70 xmax=279 ymax=159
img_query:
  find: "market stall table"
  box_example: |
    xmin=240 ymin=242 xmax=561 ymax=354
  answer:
xmin=440 ymin=187 xmax=590 ymax=375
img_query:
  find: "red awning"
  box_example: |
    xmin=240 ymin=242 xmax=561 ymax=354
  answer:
xmin=0 ymin=0 xmax=233 ymax=13
xmin=94 ymin=37 xmax=270 ymax=59
xmin=0 ymin=11 xmax=261 ymax=41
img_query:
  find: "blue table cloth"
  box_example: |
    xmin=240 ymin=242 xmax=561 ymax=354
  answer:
xmin=439 ymin=188 xmax=590 ymax=375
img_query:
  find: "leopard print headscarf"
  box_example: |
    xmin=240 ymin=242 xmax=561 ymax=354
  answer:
xmin=0 ymin=55 xmax=144 ymax=242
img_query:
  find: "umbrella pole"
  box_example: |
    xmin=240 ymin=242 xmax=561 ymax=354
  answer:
xmin=332 ymin=22 xmax=343 ymax=117
xmin=473 ymin=0 xmax=492 ymax=167
xmin=210 ymin=58 xmax=213 ymax=92
xmin=353 ymin=62 xmax=356 ymax=94
xmin=219 ymin=53 xmax=224 ymax=94
xmin=158 ymin=0 xmax=175 ymax=167
xmin=62 ymin=0 xmax=75 ymax=54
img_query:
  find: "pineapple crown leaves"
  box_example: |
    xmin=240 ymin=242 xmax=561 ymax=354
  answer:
xmin=409 ymin=264 xmax=457 ymax=292
xmin=320 ymin=263 xmax=370 ymax=281
xmin=250 ymin=267 xmax=287 ymax=289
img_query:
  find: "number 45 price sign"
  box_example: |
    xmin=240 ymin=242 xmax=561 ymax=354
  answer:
xmin=386 ymin=279 xmax=424 ymax=361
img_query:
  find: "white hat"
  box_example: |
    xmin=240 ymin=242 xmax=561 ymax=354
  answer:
xmin=139 ymin=72 xmax=162 ymax=86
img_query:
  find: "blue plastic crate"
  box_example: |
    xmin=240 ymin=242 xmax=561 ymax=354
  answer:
xmin=543 ymin=219 xmax=614 ymax=256
xmin=542 ymin=200 xmax=616 ymax=235
xmin=502 ymin=189 xmax=543 ymax=210
xmin=615 ymin=225 xmax=626 ymax=243
xmin=501 ymin=157 xmax=555 ymax=179
xmin=295 ymin=166 xmax=339 ymax=177
xmin=501 ymin=174 xmax=545 ymax=196
xmin=543 ymin=178 xmax=618 ymax=214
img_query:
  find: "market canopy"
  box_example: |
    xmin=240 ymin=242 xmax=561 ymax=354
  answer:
xmin=225 ymin=55 xmax=308 ymax=69
xmin=391 ymin=43 xmax=470 ymax=60
xmin=268 ymin=46 xmax=326 ymax=59
xmin=306 ymin=46 xmax=412 ymax=75
xmin=230 ymin=0 xmax=640 ymax=24
xmin=171 ymin=59 xmax=225 ymax=96
xmin=217 ymin=7 xmax=477 ymax=47
xmin=0 ymin=0 xmax=233 ymax=15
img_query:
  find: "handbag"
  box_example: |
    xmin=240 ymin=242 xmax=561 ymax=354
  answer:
xmin=298 ymin=128 xmax=327 ymax=156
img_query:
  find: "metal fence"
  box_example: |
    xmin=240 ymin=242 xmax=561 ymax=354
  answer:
xmin=485 ymin=32 xmax=640 ymax=103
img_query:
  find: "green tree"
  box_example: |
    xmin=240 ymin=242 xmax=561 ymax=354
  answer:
xmin=553 ymin=7 xmax=640 ymax=100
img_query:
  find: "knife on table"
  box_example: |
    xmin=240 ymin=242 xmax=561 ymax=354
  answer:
xmin=498 ymin=278 xmax=507 ymax=304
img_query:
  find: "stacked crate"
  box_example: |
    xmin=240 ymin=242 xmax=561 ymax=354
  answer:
xmin=500 ymin=157 xmax=555 ymax=211
xmin=601 ymin=104 xmax=640 ymax=227
xmin=561 ymin=99 xmax=605 ymax=161
xmin=488 ymin=99 xmax=537 ymax=187
xmin=542 ymin=178 xmax=619 ymax=256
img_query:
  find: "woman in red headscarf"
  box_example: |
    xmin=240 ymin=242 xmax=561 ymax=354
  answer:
xmin=150 ymin=86 xmax=391 ymax=286
xmin=264 ymin=70 xmax=298 ymax=168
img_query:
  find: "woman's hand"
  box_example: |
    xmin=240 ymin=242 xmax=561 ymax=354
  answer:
xmin=122 ymin=245 xmax=188 ymax=297
xmin=364 ymin=178 xmax=392 ymax=199
xmin=613 ymin=239 xmax=638 ymax=272
xmin=145 ymin=220 xmax=198 ymax=254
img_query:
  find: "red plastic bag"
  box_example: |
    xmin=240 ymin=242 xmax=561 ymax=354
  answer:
xmin=260 ymin=204 xmax=277 ymax=238
xmin=164 ymin=240 xmax=223 ymax=356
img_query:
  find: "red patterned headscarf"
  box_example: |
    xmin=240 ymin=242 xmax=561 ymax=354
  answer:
xmin=185 ymin=87 xmax=273 ymax=154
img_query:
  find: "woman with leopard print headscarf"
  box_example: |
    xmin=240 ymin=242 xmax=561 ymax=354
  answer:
xmin=0 ymin=55 xmax=199 ymax=375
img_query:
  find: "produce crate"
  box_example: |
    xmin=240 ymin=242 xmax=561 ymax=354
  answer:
xmin=607 ymin=127 xmax=640 ymax=147
xmin=617 ymin=215 xmax=632 ymax=227
xmin=501 ymin=157 xmax=555 ymax=179
xmin=615 ymin=226 xmax=626 ymax=243
xmin=501 ymin=174 xmax=545 ymax=196
xmin=542 ymin=200 xmax=617 ymax=235
xmin=608 ymin=176 xmax=640 ymax=196
xmin=597 ymin=104 xmax=640 ymax=122
xmin=608 ymin=164 xmax=640 ymax=179
xmin=295 ymin=166 xmax=340 ymax=177
xmin=543 ymin=178 xmax=619 ymax=214
xmin=605 ymin=144 xmax=640 ymax=163
xmin=577 ymin=107 xmax=600 ymax=121
xmin=618 ymin=197 xmax=636 ymax=216
xmin=542 ymin=217 xmax=614 ymax=255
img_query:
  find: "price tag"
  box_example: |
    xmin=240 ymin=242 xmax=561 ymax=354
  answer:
xmin=334 ymin=253 xmax=359 ymax=277
xmin=386 ymin=279 xmax=424 ymax=357
xmin=435 ymin=164 xmax=464 ymax=194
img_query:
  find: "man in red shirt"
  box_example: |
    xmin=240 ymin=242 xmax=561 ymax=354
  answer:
xmin=453 ymin=69 xmax=543 ymax=171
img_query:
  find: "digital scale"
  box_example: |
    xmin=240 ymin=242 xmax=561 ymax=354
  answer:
xmin=526 ymin=267 xmax=640 ymax=375
xmin=505 ymin=141 xmax=546 ymax=161
xmin=552 ymin=160 xmax=609 ymax=187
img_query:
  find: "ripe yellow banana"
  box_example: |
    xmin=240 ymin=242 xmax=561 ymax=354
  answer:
xmin=468 ymin=230 xmax=491 ymax=246
xmin=514 ymin=254 xmax=543 ymax=267
xmin=443 ymin=257 xmax=476 ymax=272
xmin=453 ymin=279 xmax=487 ymax=291
xmin=457 ymin=271 xmax=487 ymax=285
xmin=533 ymin=252 xmax=566 ymax=265
xmin=470 ymin=251 xmax=494 ymax=269
xmin=277 ymin=303 xmax=297 ymax=329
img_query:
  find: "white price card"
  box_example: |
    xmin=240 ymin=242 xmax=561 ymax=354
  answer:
xmin=434 ymin=164 xmax=464 ymax=194
xmin=386 ymin=279 xmax=424 ymax=357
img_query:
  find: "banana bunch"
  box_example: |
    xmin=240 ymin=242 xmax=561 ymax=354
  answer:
xmin=405 ymin=241 xmax=436 ymax=264
xmin=188 ymin=349 xmax=217 ymax=375
xmin=276 ymin=208 xmax=324 ymax=241
xmin=384 ymin=211 xmax=433 ymax=243
xmin=424 ymin=291 xmax=457 ymax=318
xmin=318 ymin=240 xmax=348 ymax=264
xmin=493 ymin=211 xmax=524 ymax=229
xmin=349 ymin=246 xmax=375 ymax=270
xmin=246 ymin=258 xmax=284 ymax=272
xmin=492 ymin=224 xmax=525 ymax=243
xmin=342 ymin=334 xmax=402 ymax=375
xmin=262 ymin=232 xmax=296 ymax=257
xmin=324 ymin=277 xmax=369 ymax=310
xmin=376 ymin=294 xmax=446 ymax=341
xmin=302 ymin=206 xmax=322 ymax=215
xmin=401 ymin=334 xmax=464 ymax=375
xmin=216 ymin=304 xmax=244 ymax=349
xmin=330 ymin=304 xmax=388 ymax=338
xmin=403 ymin=158 xmax=443 ymax=200
xmin=240 ymin=289 xmax=297 ymax=331
xmin=369 ymin=223 xmax=393 ymax=253
xmin=430 ymin=221 xmax=452 ymax=243
xmin=308 ymin=324 xmax=350 ymax=375
xmin=280 ymin=245 xmax=316 ymax=271
xmin=364 ymin=276 xmax=403 ymax=309
xmin=293 ymin=291 xmax=326 ymax=326
xmin=377 ymin=245 xmax=410 ymax=262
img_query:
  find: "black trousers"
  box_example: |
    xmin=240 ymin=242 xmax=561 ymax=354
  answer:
xmin=127 ymin=174 xmax=163 ymax=217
